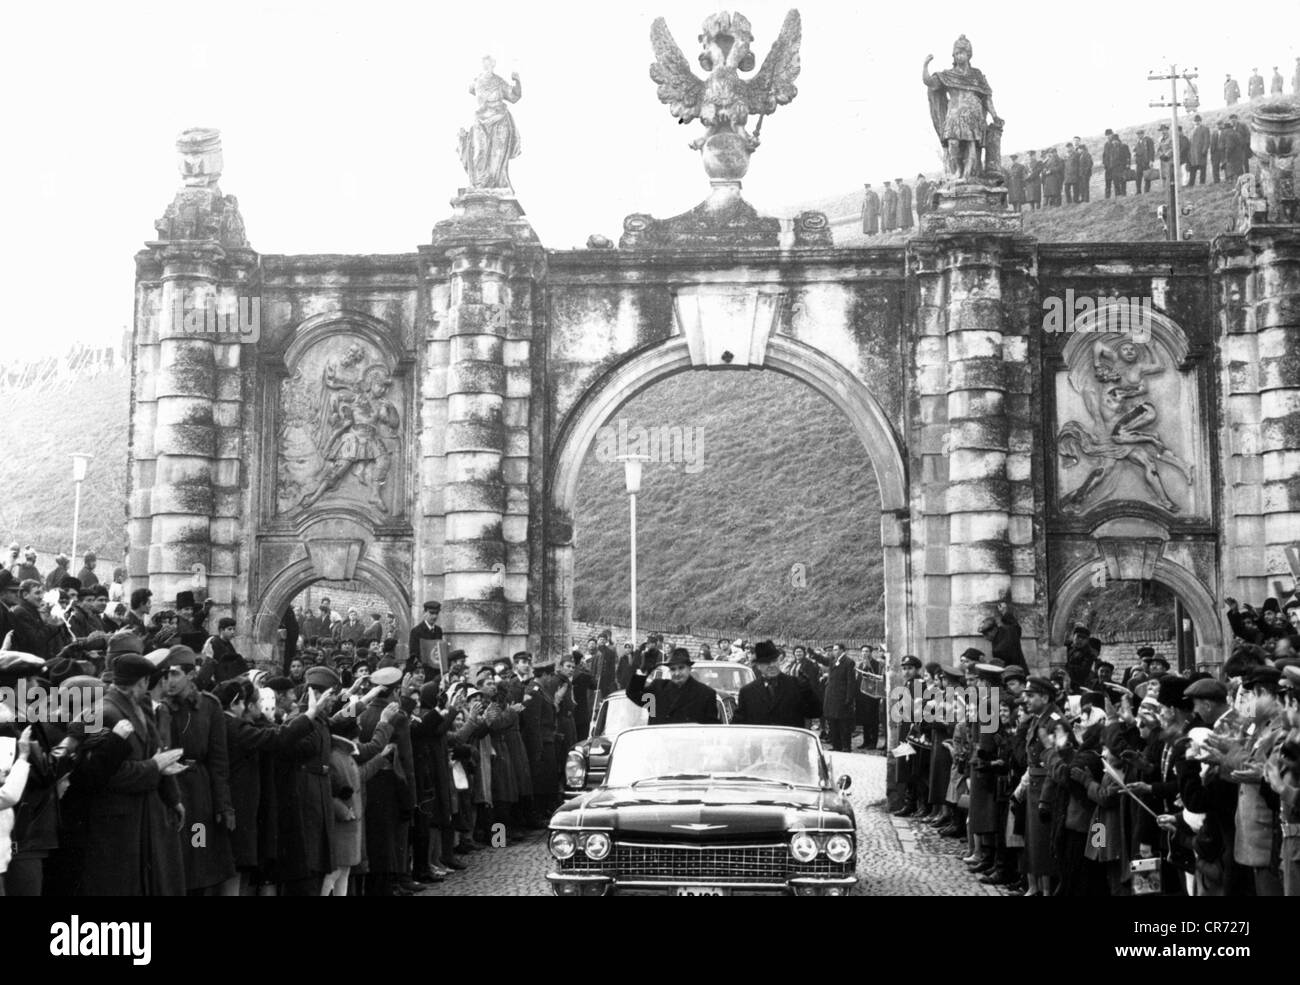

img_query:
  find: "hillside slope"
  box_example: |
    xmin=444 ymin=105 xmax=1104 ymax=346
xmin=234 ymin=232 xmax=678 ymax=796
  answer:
xmin=0 ymin=373 xmax=131 ymax=563
xmin=572 ymin=371 xmax=885 ymax=639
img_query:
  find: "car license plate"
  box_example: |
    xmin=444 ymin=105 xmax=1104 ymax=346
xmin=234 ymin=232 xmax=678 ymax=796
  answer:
xmin=675 ymin=886 xmax=730 ymax=896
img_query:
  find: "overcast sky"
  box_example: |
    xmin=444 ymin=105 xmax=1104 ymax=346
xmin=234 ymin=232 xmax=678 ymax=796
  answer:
xmin=2 ymin=0 xmax=1295 ymax=360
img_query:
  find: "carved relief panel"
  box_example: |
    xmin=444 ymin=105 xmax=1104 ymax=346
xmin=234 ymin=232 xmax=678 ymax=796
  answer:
xmin=275 ymin=331 xmax=405 ymax=521
xmin=1052 ymin=312 xmax=1208 ymax=520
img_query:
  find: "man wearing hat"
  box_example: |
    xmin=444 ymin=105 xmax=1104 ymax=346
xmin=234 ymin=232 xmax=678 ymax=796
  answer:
xmin=1006 ymin=153 xmax=1026 ymax=211
xmin=0 ymin=570 xmax=19 ymax=643
xmin=274 ymin=663 xmax=341 ymax=895
xmin=966 ymin=663 xmax=1008 ymax=877
xmin=43 ymin=553 xmax=70 ymax=591
xmin=520 ymin=656 xmax=560 ymax=816
xmin=896 ymin=178 xmax=913 ymax=231
xmin=1217 ymin=667 xmax=1288 ymax=896
xmin=1268 ymin=666 xmax=1300 ymax=895
xmin=67 ymin=584 xmax=107 ymax=647
xmin=734 ymin=640 xmax=820 ymax=728
xmin=1022 ymin=676 xmax=1064 ymax=896
xmin=75 ymin=551 xmax=99 ymax=589
xmin=1181 ymin=676 xmax=1251 ymax=896
xmin=860 ymin=183 xmax=880 ymax=235
xmin=409 ymin=600 xmax=444 ymax=671
xmin=1122 ymin=646 xmax=1156 ymax=686
xmin=891 ymin=655 xmax=930 ymax=815
xmin=626 ymin=647 xmax=718 ymax=726
xmin=80 ymin=651 xmax=187 ymax=895
xmin=15 ymin=547 xmax=40 ymax=584
xmin=881 ymin=178 xmax=898 ymax=232
xmin=157 ymin=645 xmax=236 ymax=894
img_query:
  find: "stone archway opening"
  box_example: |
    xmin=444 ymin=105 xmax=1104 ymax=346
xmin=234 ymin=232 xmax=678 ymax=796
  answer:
xmin=1049 ymin=558 xmax=1225 ymax=672
xmin=248 ymin=558 xmax=412 ymax=671
xmin=545 ymin=335 xmax=911 ymax=665
xmin=569 ymin=367 xmax=887 ymax=649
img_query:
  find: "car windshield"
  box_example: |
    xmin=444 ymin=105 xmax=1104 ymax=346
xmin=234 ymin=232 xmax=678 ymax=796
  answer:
xmin=605 ymin=727 xmax=822 ymax=787
xmin=595 ymin=694 xmax=649 ymax=739
xmin=650 ymin=664 xmax=753 ymax=693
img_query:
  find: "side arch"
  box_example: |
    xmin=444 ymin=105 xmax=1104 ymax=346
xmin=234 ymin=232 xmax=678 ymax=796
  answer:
xmin=1049 ymin=557 xmax=1225 ymax=662
xmin=249 ymin=556 xmax=412 ymax=657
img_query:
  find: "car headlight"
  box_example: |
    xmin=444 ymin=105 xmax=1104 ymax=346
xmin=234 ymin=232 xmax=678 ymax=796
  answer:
xmin=583 ymin=832 xmax=611 ymax=860
xmin=790 ymin=832 xmax=818 ymax=862
xmin=825 ymin=834 xmax=855 ymax=863
xmin=549 ymin=831 xmax=576 ymax=860
xmin=565 ymin=753 xmax=587 ymax=789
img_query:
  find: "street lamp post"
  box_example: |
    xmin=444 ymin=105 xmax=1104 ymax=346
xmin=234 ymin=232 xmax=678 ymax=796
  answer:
xmin=618 ymin=454 xmax=651 ymax=651
xmin=70 ymin=454 xmax=92 ymax=565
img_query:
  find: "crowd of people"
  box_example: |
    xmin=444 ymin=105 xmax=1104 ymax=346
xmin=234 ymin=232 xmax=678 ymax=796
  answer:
xmin=1223 ymin=62 xmax=1300 ymax=105
xmin=894 ymin=596 xmax=1300 ymax=897
xmin=860 ymin=175 xmax=935 ymax=235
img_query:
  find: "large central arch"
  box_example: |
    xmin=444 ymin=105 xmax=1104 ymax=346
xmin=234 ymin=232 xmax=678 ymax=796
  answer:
xmin=545 ymin=335 xmax=912 ymax=658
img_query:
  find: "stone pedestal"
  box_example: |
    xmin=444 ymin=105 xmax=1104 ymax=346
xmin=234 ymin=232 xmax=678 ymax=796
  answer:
xmin=920 ymin=182 xmax=1020 ymax=236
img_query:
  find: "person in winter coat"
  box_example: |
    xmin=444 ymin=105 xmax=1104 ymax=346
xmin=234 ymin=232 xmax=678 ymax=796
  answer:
xmin=0 ymin=725 xmax=33 ymax=896
xmin=216 ymin=678 xmax=281 ymax=895
xmin=81 ymin=653 xmax=188 ymax=896
xmin=156 ymin=645 xmax=234 ymax=895
xmin=323 ymin=714 xmax=395 ymax=896
xmin=272 ymin=664 xmax=340 ymax=896
xmin=410 ymin=677 xmax=460 ymax=877
xmin=860 ymin=184 xmax=881 ymax=235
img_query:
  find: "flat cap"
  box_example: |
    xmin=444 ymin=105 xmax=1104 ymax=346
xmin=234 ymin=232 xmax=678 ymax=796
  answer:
xmin=304 ymin=665 xmax=341 ymax=690
xmin=1184 ymin=678 xmax=1227 ymax=702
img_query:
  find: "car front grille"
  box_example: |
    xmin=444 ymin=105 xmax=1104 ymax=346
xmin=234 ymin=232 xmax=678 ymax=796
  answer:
xmin=558 ymin=841 xmax=854 ymax=883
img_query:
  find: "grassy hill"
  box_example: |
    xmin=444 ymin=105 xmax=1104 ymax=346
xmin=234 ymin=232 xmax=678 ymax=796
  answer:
xmin=0 ymin=373 xmax=130 ymax=565
xmin=798 ymin=101 xmax=1292 ymax=245
xmin=572 ymin=371 xmax=886 ymax=639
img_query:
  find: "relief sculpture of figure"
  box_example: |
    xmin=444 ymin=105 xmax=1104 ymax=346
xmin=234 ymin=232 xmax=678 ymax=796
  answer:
xmin=922 ymin=35 xmax=1002 ymax=182
xmin=1057 ymin=337 xmax=1193 ymax=514
xmin=458 ymin=55 xmax=522 ymax=190
xmin=298 ymin=360 xmax=399 ymax=516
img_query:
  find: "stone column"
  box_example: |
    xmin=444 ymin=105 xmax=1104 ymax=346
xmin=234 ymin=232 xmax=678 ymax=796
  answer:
xmin=131 ymin=129 xmax=254 ymax=630
xmin=912 ymin=190 xmax=1038 ymax=663
xmin=1218 ymin=101 xmax=1300 ymax=606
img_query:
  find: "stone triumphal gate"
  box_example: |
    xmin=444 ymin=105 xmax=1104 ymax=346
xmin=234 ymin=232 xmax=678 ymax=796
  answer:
xmin=126 ymin=24 xmax=1300 ymax=675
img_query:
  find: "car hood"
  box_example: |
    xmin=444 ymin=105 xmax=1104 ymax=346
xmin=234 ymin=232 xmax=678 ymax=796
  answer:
xmin=552 ymin=782 xmax=854 ymax=835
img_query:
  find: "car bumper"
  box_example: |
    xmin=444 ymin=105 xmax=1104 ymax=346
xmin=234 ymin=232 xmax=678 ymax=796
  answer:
xmin=545 ymin=872 xmax=857 ymax=896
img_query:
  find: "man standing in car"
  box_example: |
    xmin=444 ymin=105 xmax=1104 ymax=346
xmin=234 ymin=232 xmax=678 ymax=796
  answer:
xmin=626 ymin=648 xmax=718 ymax=725
xmin=734 ymin=640 xmax=821 ymax=728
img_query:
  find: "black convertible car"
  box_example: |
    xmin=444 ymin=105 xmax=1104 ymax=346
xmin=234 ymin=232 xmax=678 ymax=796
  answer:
xmin=547 ymin=724 xmax=857 ymax=896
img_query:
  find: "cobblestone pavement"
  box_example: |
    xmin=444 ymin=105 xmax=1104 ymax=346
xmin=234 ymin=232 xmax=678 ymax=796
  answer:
xmin=419 ymin=751 xmax=999 ymax=897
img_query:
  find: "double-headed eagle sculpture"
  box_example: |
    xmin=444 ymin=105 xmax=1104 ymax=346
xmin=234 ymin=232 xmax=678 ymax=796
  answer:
xmin=648 ymin=9 xmax=802 ymax=156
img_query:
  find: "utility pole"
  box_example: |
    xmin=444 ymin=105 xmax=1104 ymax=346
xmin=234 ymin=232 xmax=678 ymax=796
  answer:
xmin=1149 ymin=63 xmax=1198 ymax=241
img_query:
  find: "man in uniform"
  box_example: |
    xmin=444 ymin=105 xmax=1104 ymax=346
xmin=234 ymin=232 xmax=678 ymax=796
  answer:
xmin=1076 ymin=140 xmax=1093 ymax=202
xmin=1006 ymin=154 xmax=1026 ymax=211
xmin=892 ymin=654 xmax=928 ymax=816
xmin=881 ymin=180 xmax=899 ymax=233
xmin=520 ymin=656 xmax=559 ymax=816
xmin=1189 ymin=115 xmax=1210 ymax=185
xmin=896 ymin=178 xmax=913 ymax=231
xmin=1133 ymin=128 xmax=1155 ymax=193
xmin=1224 ymin=73 xmax=1240 ymax=106
xmin=1041 ymin=147 xmax=1065 ymax=207
xmin=734 ymin=639 xmax=820 ymax=727
xmin=1025 ymin=149 xmax=1042 ymax=210
xmin=861 ymin=183 xmax=880 ymax=235
xmin=1023 ymin=676 xmax=1065 ymax=896
xmin=915 ymin=173 xmax=932 ymax=218
xmin=1063 ymin=139 xmax=1080 ymax=204
xmin=274 ymin=663 xmax=339 ymax=896
xmin=1248 ymin=68 xmax=1265 ymax=99
xmin=626 ymin=647 xmax=719 ymax=725
xmin=408 ymin=600 xmax=444 ymax=671
xmin=1271 ymin=66 xmax=1284 ymax=95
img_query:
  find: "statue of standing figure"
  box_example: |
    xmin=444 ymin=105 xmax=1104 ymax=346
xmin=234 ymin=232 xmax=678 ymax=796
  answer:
xmin=458 ymin=55 xmax=523 ymax=191
xmin=923 ymin=35 xmax=1003 ymax=182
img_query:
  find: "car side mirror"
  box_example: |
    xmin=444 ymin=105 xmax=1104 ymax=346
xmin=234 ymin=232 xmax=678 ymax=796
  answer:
xmin=836 ymin=774 xmax=852 ymax=792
